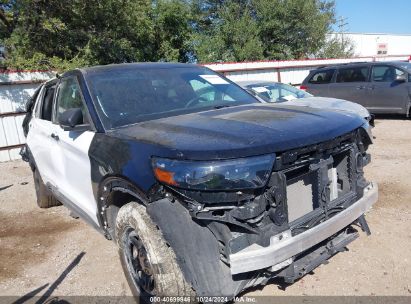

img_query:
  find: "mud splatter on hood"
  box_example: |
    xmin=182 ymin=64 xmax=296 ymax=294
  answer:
xmin=110 ymin=103 xmax=365 ymax=160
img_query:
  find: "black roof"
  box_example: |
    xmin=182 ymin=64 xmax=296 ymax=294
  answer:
xmin=78 ymin=62 xmax=199 ymax=75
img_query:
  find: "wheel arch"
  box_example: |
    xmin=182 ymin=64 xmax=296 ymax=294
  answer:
xmin=97 ymin=175 xmax=149 ymax=240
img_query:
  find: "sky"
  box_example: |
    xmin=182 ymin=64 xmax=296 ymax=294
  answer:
xmin=333 ymin=0 xmax=411 ymax=34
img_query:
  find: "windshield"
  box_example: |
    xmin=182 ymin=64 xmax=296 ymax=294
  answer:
xmin=85 ymin=65 xmax=257 ymax=129
xmin=398 ymin=62 xmax=411 ymax=71
xmin=247 ymin=82 xmax=312 ymax=102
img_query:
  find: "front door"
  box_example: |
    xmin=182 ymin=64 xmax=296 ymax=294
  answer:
xmin=368 ymin=65 xmax=409 ymax=114
xmin=52 ymin=76 xmax=99 ymax=225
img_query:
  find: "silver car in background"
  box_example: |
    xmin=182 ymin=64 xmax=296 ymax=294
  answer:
xmin=237 ymin=80 xmax=374 ymax=126
xmin=301 ymin=61 xmax=411 ymax=117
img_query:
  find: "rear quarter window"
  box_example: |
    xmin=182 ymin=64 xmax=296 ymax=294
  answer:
xmin=308 ymin=70 xmax=335 ymax=84
xmin=33 ymin=87 xmax=44 ymax=118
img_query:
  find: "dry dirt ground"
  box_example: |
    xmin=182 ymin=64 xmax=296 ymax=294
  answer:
xmin=0 ymin=118 xmax=410 ymax=302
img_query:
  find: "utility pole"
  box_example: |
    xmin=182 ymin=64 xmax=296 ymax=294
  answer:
xmin=337 ymin=16 xmax=348 ymax=45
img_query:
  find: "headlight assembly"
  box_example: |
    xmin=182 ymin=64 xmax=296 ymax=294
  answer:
xmin=152 ymin=154 xmax=275 ymax=191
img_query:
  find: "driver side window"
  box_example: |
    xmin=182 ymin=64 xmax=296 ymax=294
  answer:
xmin=372 ymin=66 xmax=404 ymax=82
xmin=54 ymin=77 xmax=89 ymax=125
xmin=189 ymin=79 xmax=216 ymax=102
xmin=189 ymin=79 xmax=235 ymax=104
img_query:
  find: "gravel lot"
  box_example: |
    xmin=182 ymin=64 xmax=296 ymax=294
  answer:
xmin=0 ymin=118 xmax=410 ymax=301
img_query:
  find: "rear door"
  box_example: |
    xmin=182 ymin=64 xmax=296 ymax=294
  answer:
xmin=26 ymin=82 xmax=59 ymax=185
xmin=328 ymin=66 xmax=370 ymax=107
xmin=367 ymin=64 xmax=409 ymax=114
xmin=305 ymin=69 xmax=335 ymax=96
xmin=51 ymin=76 xmax=99 ymax=225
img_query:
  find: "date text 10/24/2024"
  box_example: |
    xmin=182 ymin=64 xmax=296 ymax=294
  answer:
xmin=149 ymin=296 xmax=257 ymax=303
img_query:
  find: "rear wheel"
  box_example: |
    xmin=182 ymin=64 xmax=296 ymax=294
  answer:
xmin=115 ymin=202 xmax=195 ymax=303
xmin=33 ymin=169 xmax=61 ymax=208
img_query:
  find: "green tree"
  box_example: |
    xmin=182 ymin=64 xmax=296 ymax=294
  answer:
xmin=193 ymin=1 xmax=264 ymax=62
xmin=1 ymin=0 xmax=192 ymax=70
xmin=0 ymin=1 xmax=17 ymax=40
xmin=253 ymin=0 xmax=335 ymax=60
xmin=192 ymin=0 xmax=336 ymax=62
xmin=315 ymin=33 xmax=355 ymax=59
xmin=154 ymin=0 xmax=193 ymax=62
xmin=0 ymin=0 xmax=340 ymax=69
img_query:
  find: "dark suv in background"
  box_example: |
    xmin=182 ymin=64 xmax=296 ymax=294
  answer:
xmin=302 ymin=61 xmax=411 ymax=117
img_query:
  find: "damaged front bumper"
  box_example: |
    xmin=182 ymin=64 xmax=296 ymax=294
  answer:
xmin=229 ymin=182 xmax=378 ymax=275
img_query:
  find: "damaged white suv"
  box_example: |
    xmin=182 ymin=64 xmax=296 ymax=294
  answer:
xmin=22 ymin=63 xmax=378 ymax=302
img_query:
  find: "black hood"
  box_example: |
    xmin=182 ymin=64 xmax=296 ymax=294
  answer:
xmin=110 ymin=103 xmax=365 ymax=160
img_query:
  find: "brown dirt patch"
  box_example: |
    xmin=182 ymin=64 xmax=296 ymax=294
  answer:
xmin=0 ymin=211 xmax=77 ymax=282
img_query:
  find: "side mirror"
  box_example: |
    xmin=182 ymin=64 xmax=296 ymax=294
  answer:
xmin=395 ymin=74 xmax=406 ymax=83
xmin=59 ymin=108 xmax=83 ymax=130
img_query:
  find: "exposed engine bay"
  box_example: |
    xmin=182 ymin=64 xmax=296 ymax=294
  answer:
xmin=147 ymin=127 xmax=375 ymax=297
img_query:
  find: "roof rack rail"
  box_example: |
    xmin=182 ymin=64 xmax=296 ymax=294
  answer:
xmin=315 ymin=61 xmax=370 ymax=69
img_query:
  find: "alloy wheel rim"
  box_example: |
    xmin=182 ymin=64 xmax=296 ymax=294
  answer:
xmin=124 ymin=229 xmax=155 ymax=295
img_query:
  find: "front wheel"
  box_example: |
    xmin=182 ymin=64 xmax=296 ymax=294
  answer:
xmin=115 ymin=202 xmax=195 ymax=303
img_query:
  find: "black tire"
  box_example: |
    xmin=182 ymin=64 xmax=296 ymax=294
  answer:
xmin=115 ymin=202 xmax=195 ymax=303
xmin=33 ymin=169 xmax=61 ymax=208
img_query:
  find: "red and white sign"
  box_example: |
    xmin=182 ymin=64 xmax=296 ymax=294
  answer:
xmin=377 ymin=43 xmax=388 ymax=55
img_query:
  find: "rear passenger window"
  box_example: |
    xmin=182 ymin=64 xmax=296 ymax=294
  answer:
xmin=308 ymin=70 xmax=335 ymax=84
xmin=40 ymin=85 xmax=56 ymax=121
xmin=336 ymin=67 xmax=369 ymax=83
xmin=372 ymin=66 xmax=405 ymax=82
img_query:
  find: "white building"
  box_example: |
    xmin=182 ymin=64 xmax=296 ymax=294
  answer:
xmin=329 ymin=32 xmax=411 ymax=57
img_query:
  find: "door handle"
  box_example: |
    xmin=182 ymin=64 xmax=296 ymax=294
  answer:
xmin=50 ymin=133 xmax=59 ymax=141
xmin=356 ymin=86 xmax=365 ymax=90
